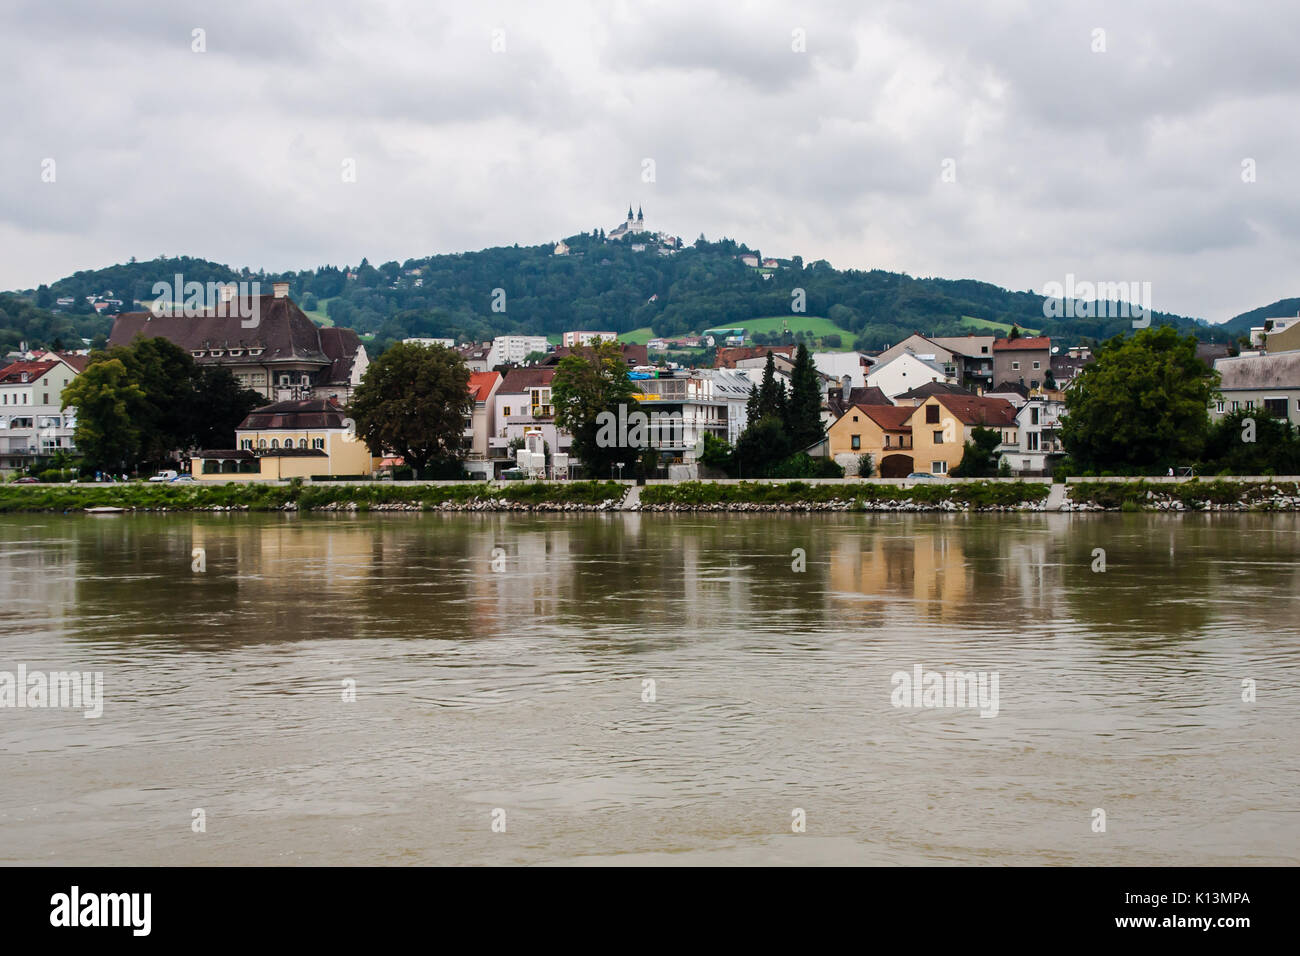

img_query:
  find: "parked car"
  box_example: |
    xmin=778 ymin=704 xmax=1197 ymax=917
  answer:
xmin=13 ymin=476 xmax=39 ymax=484
xmin=907 ymin=472 xmax=939 ymax=479
xmin=147 ymin=470 xmax=179 ymax=482
xmin=170 ymin=474 xmax=196 ymax=483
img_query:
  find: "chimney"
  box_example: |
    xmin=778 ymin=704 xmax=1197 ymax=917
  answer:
xmin=841 ymin=375 xmax=851 ymax=401
xmin=273 ymin=282 xmax=289 ymax=299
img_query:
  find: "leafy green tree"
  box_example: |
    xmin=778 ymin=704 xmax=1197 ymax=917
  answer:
xmin=62 ymin=359 xmax=147 ymax=469
xmin=784 ymin=343 xmax=823 ymax=451
xmin=858 ymin=453 xmax=875 ymax=478
xmin=348 ymin=342 xmax=472 ymax=477
xmin=700 ymin=433 xmax=735 ymax=474
xmin=551 ymin=340 xmax=638 ymax=477
xmin=734 ymin=416 xmax=791 ymax=477
xmin=1200 ymin=407 xmax=1300 ymax=474
xmin=1061 ymin=327 xmax=1219 ymax=471
xmin=191 ymin=366 xmax=263 ymax=450
xmin=951 ymin=426 xmax=1002 ymax=477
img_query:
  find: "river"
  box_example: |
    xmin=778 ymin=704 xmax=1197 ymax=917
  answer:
xmin=1 ymin=512 xmax=1297 ymax=865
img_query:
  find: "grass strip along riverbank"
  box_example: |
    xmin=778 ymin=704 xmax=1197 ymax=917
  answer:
xmin=0 ymin=480 xmax=628 ymax=513
xmin=5 ymin=478 xmax=1300 ymax=513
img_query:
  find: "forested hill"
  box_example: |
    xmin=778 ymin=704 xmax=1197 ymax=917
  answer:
xmin=3 ymin=233 xmax=1237 ymax=355
xmin=1219 ymin=298 xmax=1300 ymax=333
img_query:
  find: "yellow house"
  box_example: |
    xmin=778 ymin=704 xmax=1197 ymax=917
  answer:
xmin=906 ymin=394 xmax=1018 ymax=476
xmin=827 ymin=404 xmax=915 ymax=477
xmin=192 ymin=399 xmax=379 ymax=479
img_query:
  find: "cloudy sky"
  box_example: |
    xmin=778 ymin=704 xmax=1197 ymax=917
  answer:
xmin=1 ymin=0 xmax=1296 ymax=321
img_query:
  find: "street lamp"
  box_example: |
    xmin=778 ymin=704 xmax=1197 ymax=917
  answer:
xmin=616 ymin=461 xmax=625 ymax=480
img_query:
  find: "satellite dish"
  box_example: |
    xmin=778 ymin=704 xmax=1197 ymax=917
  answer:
xmin=1051 ymin=346 xmax=1059 ymax=354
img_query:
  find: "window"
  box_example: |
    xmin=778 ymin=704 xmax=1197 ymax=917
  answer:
xmin=1030 ymin=407 xmax=1040 ymax=425
xmin=851 ymin=435 xmax=861 ymax=450
xmin=852 ymin=415 xmax=859 ymax=422
xmin=271 ymin=439 xmax=279 ymax=449
xmin=313 ymin=438 xmax=324 ymax=450
xmin=925 ymin=405 xmax=940 ymax=424
xmin=1215 ymin=400 xmax=1225 ymax=413
xmin=503 ymin=406 xmax=511 ymax=417
xmin=933 ymin=430 xmax=944 ymax=444
xmin=1032 ymin=361 xmax=1040 ymax=370
xmin=884 ymin=435 xmax=890 ymax=448
xmin=211 ymin=350 xmax=223 ymax=357
xmin=931 ymin=460 xmax=948 ymax=475
xmin=981 ymin=346 xmax=988 ymax=354
xmin=1246 ymin=400 xmax=1255 ymax=409
xmin=240 ymin=439 xmax=252 ymax=450
xmin=1264 ymin=398 xmax=1287 ymax=417
xmin=1231 ymin=401 xmax=1240 ymax=411
xmin=1027 ymin=432 xmax=1040 ymax=451
xmin=229 ymin=349 xmax=242 ymax=356
xmin=1012 ymin=361 xmax=1020 ymax=371
xmin=42 ymin=393 xmax=48 ymax=404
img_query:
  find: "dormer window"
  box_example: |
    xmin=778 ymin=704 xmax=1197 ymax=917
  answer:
xmin=192 ymin=350 xmax=205 ymax=358
xmin=210 ymin=349 xmax=224 ymax=357
xmin=248 ymin=348 xmax=263 ymax=356
xmin=228 ymin=349 xmax=242 ymax=356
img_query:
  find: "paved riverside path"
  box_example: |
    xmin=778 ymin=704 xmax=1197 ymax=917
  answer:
xmin=620 ymin=483 xmax=641 ymax=510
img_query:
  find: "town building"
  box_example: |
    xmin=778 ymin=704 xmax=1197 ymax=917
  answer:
xmin=827 ymin=404 xmax=916 ymax=477
xmin=487 ymin=335 xmax=550 ymax=367
xmin=108 ymin=284 xmax=368 ymax=403
xmin=489 ymin=367 xmax=571 ymax=474
xmin=1212 ymin=352 xmax=1300 ymax=425
xmin=906 ymin=393 xmax=1019 ymax=476
xmin=866 ymin=351 xmax=959 ymax=400
xmin=562 ymin=331 xmax=617 ymax=348
xmin=999 ymin=397 xmax=1065 ymax=476
xmin=0 ymin=357 xmax=81 ymax=472
xmin=463 ymin=371 xmax=502 ymax=478
xmin=403 ymin=337 xmax=455 ymax=349
xmin=991 ymin=336 xmax=1052 ymax=392
xmin=191 ymin=399 xmax=378 ymax=480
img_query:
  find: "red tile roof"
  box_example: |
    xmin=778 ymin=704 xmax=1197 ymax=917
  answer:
xmin=855 ymin=404 xmax=915 ymax=430
xmin=498 ymin=367 xmax=555 ymax=393
xmin=931 ymin=394 xmax=1019 ymax=427
xmin=0 ymin=360 xmax=60 ymax=385
xmin=467 ymin=371 xmax=501 ymax=402
xmin=992 ymin=336 xmax=1051 ymax=351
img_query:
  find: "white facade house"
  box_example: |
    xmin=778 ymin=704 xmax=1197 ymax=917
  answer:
xmin=0 ymin=357 xmax=81 ymax=472
xmin=487 ymin=336 xmax=550 ymax=367
xmin=812 ymin=352 xmax=873 ymax=389
xmin=865 ymin=352 xmax=958 ymax=400
xmin=403 ymin=337 xmax=455 ymax=349
xmin=999 ymin=397 xmax=1065 ymax=476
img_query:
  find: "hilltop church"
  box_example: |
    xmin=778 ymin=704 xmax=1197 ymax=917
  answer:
xmin=608 ymin=205 xmax=647 ymax=240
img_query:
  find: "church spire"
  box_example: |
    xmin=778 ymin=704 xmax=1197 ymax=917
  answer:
xmin=627 ymin=205 xmax=634 ymax=220
xmin=637 ymin=205 xmax=643 ymax=220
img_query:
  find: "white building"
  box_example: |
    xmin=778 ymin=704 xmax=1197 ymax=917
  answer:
xmin=999 ymin=397 xmax=1065 ymax=476
xmin=403 ymin=337 xmax=455 ymax=349
xmin=0 ymin=357 xmax=81 ymax=472
xmin=812 ymin=351 xmax=873 ymax=388
xmin=865 ymin=352 xmax=958 ymax=400
xmin=562 ymin=331 xmax=617 ymax=348
xmin=487 ymin=335 xmax=550 ymax=367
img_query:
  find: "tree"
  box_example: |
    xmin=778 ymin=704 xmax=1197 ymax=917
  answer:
xmin=62 ymin=359 xmax=147 ymax=469
xmin=551 ymin=340 xmax=639 ymax=477
xmin=784 ymin=343 xmax=823 ymax=451
xmin=699 ymin=433 xmax=735 ymax=474
xmin=191 ymin=366 xmax=263 ymax=450
xmin=734 ymin=415 xmax=790 ymax=477
xmin=1200 ymin=407 xmax=1300 ymax=474
xmin=755 ymin=352 xmax=786 ymax=421
xmin=1061 ymin=327 xmax=1218 ymax=471
xmin=951 ymin=427 xmax=1001 ymax=477
xmin=348 ymin=342 xmax=472 ymax=477
xmin=858 ymin=453 xmax=875 ymax=478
